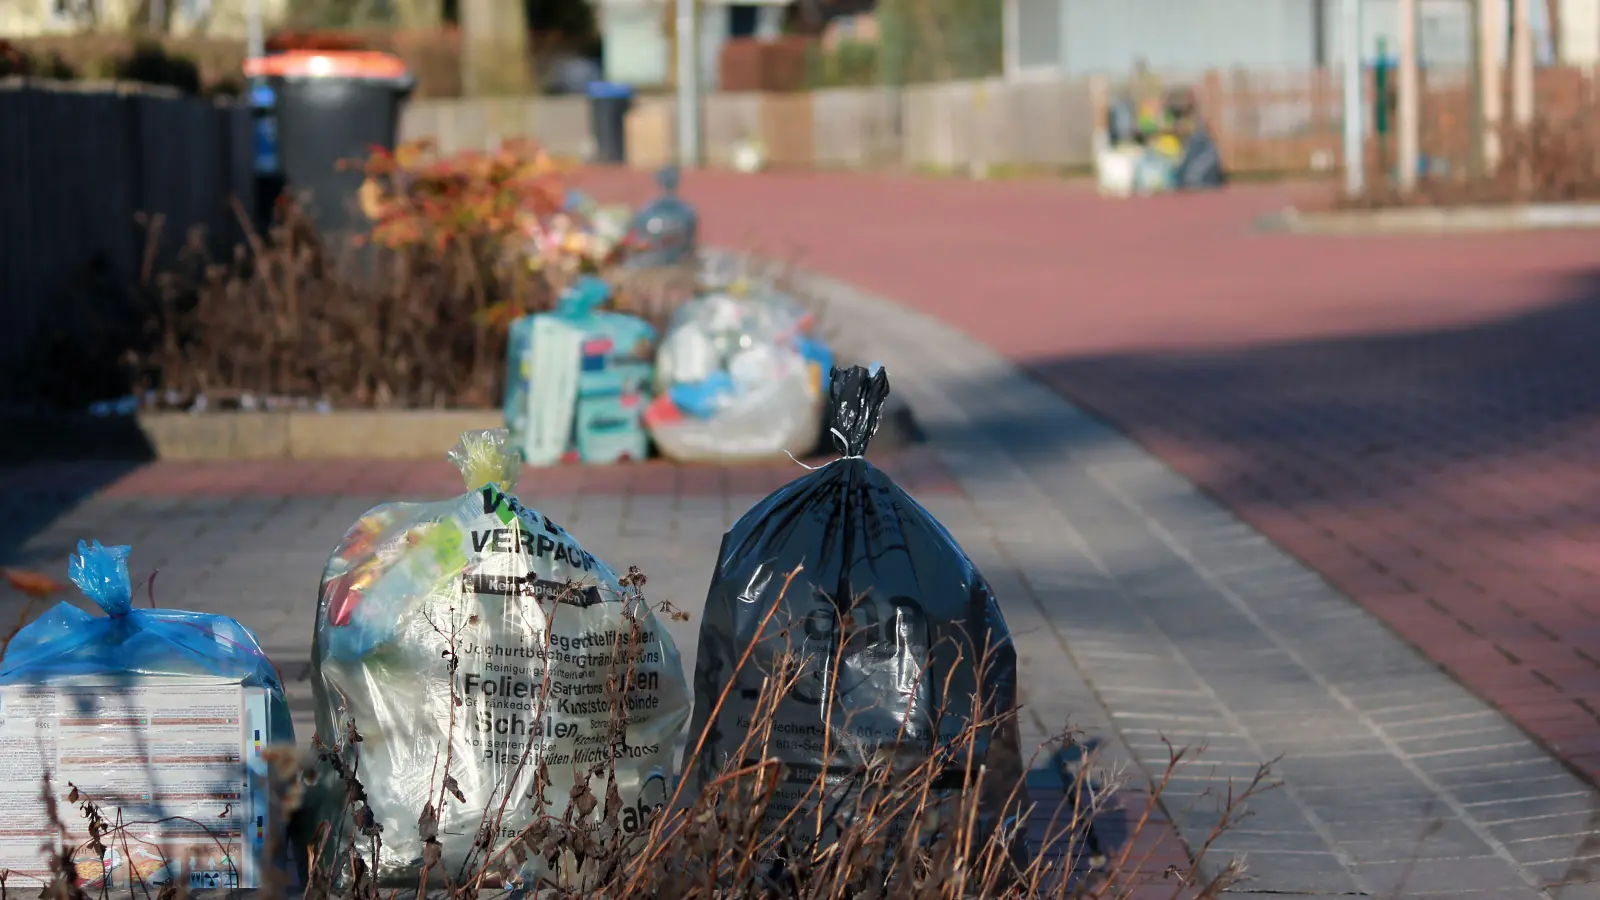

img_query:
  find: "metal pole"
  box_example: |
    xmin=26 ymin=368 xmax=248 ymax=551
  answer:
xmin=1002 ymin=0 xmax=1019 ymax=79
xmin=1481 ymin=0 xmax=1504 ymax=168
xmin=675 ymin=0 xmax=701 ymax=167
xmin=1510 ymin=0 xmax=1535 ymax=192
xmin=1511 ymin=0 xmax=1535 ymax=125
xmin=246 ymin=0 xmax=265 ymax=60
xmin=1341 ymin=0 xmax=1365 ymax=195
xmin=1397 ymin=0 xmax=1419 ymax=192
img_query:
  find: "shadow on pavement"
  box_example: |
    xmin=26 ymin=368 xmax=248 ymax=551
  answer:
xmin=1021 ymin=267 xmax=1600 ymax=553
xmin=0 ymin=461 xmax=145 ymax=571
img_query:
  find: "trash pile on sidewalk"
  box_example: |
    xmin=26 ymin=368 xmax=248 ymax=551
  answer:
xmin=1096 ymin=84 xmax=1228 ymax=198
xmin=75 ymin=136 xmax=845 ymax=463
xmin=643 ymin=281 xmax=833 ymax=463
xmin=0 ymin=369 xmax=1041 ymax=895
xmin=502 ymin=166 xmax=839 ymax=466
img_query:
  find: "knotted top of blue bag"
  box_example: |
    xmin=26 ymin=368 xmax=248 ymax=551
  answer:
xmin=69 ymin=539 xmax=134 ymax=617
xmin=0 ymin=540 xmax=282 ymax=690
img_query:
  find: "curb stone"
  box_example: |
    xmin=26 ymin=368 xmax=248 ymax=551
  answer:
xmin=1261 ymin=202 xmax=1600 ymax=235
xmin=5 ymin=410 xmax=505 ymax=462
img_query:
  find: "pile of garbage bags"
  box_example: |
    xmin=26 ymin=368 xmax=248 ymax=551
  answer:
xmin=503 ymin=170 xmax=838 ymax=465
xmin=643 ymin=282 xmax=833 ymax=464
xmin=0 ymin=367 xmax=1033 ymax=891
xmin=1097 ymin=85 xmax=1227 ymax=198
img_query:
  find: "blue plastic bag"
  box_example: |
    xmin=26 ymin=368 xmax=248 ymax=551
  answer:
xmin=0 ymin=541 xmax=292 ymax=890
xmin=670 ymin=371 xmax=737 ymax=419
xmin=0 ymin=541 xmax=288 ymax=698
xmin=623 ymin=166 xmax=698 ymax=268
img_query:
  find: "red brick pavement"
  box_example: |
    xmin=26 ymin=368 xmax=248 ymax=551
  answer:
xmin=572 ymin=167 xmax=1600 ymax=786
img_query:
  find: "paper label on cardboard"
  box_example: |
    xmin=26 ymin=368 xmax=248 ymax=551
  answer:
xmin=0 ymin=679 xmax=264 ymax=890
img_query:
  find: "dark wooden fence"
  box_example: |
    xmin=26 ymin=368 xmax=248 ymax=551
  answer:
xmin=0 ymin=78 xmax=252 ymax=409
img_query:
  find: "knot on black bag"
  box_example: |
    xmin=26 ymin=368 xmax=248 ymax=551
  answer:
xmin=827 ymin=365 xmax=890 ymax=458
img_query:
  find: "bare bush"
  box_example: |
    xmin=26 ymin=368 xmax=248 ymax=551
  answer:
xmin=127 ymin=199 xmax=555 ymax=411
xmin=10 ymin=564 xmax=1265 ymax=900
xmin=1341 ymin=114 xmax=1600 ymax=209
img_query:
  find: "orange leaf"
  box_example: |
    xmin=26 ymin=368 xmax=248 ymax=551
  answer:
xmin=2 ymin=568 xmax=68 ymax=599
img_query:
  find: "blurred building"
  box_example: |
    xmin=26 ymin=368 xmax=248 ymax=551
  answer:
xmin=593 ymin=0 xmax=788 ymax=88
xmin=1005 ymin=0 xmax=1571 ymax=79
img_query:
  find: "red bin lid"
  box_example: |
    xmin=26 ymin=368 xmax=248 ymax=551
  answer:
xmin=244 ymin=50 xmax=409 ymax=81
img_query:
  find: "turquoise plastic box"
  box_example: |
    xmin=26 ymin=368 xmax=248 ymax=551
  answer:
xmin=504 ymin=277 xmax=657 ymax=464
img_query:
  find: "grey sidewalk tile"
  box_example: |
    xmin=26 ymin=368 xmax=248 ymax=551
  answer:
xmin=1434 ymin=758 xmax=1577 ymax=788
xmin=1501 ymin=833 xmax=1600 ymax=865
xmin=1203 ymin=829 xmax=1335 ymax=855
xmin=1337 ymin=821 xmax=1499 ymax=863
xmin=1384 ymin=709 xmax=1508 ymax=739
xmin=1295 ymin=783 xmax=1442 ymax=809
xmin=1322 ymin=815 xmax=1459 ymax=844
xmin=1529 ymin=859 xmax=1600 ymax=887
xmin=1471 ymin=795 xmax=1600 ymax=826
xmin=1490 ymin=812 xmax=1600 ymax=844
xmin=1314 ymin=798 xmax=1463 ymax=825
xmin=1354 ymin=856 xmax=1536 ymax=895
xmin=1223 ymin=852 xmax=1364 ymax=895
xmin=1414 ymin=742 xmax=1562 ymax=773
xmin=1458 ymin=777 xmax=1595 ymax=807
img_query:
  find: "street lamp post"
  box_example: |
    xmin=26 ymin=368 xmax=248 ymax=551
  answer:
xmin=675 ymin=0 xmax=701 ymax=167
xmin=1397 ymin=0 xmax=1419 ymax=193
xmin=246 ymin=0 xmax=264 ymax=60
xmin=1480 ymin=0 xmax=1505 ymax=168
xmin=1341 ymin=0 xmax=1365 ymax=196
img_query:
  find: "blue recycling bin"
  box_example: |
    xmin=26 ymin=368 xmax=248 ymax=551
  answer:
xmin=587 ymin=81 xmax=634 ymax=165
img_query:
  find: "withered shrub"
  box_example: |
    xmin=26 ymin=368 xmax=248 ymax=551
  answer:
xmin=129 ymin=140 xmax=574 ymax=410
xmin=1341 ymin=114 xmax=1600 ymax=210
xmin=11 ymin=567 xmax=1266 ymax=900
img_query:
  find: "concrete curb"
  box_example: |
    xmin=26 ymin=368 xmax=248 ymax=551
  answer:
xmin=1261 ymin=202 xmax=1600 ymax=235
xmin=6 ymin=409 xmax=503 ymax=463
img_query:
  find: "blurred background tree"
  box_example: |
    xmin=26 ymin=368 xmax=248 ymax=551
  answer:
xmin=877 ymin=0 xmax=1001 ymax=85
xmin=393 ymin=0 xmax=443 ymax=28
xmin=285 ymin=0 xmax=402 ymax=28
xmin=459 ymin=0 xmax=533 ymax=95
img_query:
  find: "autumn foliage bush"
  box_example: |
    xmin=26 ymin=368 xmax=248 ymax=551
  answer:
xmin=130 ymin=139 xmax=579 ymax=410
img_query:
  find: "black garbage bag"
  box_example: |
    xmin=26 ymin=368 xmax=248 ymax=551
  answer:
xmin=684 ymin=364 xmax=1027 ymax=866
xmin=1175 ymin=121 xmax=1227 ymax=190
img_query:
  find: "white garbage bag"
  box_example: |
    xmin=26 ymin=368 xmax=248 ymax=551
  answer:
xmin=645 ymin=289 xmax=829 ymax=464
xmin=308 ymin=429 xmax=691 ymax=886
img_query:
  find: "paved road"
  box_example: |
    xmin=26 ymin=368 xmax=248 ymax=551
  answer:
xmin=5 ymin=257 xmax=1600 ymax=896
